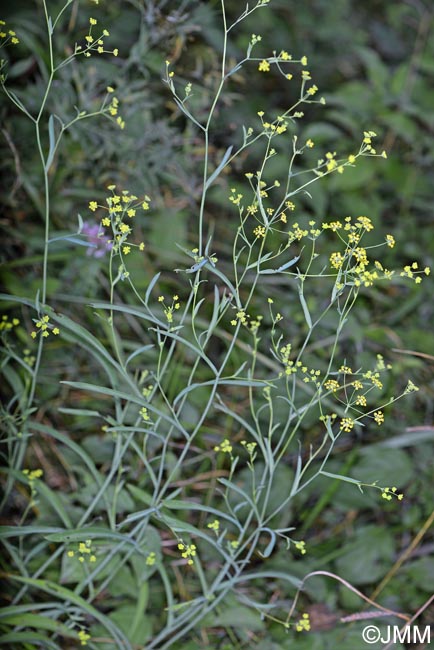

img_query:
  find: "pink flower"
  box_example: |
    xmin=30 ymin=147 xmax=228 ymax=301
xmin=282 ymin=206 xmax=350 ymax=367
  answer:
xmin=81 ymin=222 xmax=112 ymax=258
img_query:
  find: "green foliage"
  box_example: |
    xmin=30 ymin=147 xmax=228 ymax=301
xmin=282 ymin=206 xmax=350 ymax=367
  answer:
xmin=1 ymin=1 xmax=433 ymax=649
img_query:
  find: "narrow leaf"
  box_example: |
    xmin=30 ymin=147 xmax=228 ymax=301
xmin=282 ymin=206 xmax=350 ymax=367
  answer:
xmin=44 ymin=526 xmax=139 ymax=547
xmin=260 ymin=528 xmax=276 ymax=558
xmin=259 ymin=254 xmax=300 ymax=274
xmin=45 ymin=114 xmax=57 ymax=170
xmin=125 ymin=344 xmax=155 ymax=368
xmin=7 ymin=576 xmax=132 ymax=649
xmin=298 ymin=281 xmax=312 ymax=329
xmin=320 ymin=470 xmax=362 ymax=485
xmin=145 ymin=272 xmax=161 ymax=305
xmin=205 ymin=145 xmax=233 ymax=190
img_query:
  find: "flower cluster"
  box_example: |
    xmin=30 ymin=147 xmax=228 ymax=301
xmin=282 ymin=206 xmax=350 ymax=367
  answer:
xmin=230 ymin=308 xmax=263 ymax=334
xmin=88 ymin=185 xmax=149 ymax=270
xmin=0 ymin=314 xmax=20 ymax=332
xmin=214 ymin=439 xmax=233 ymax=454
xmin=207 ymin=519 xmax=220 ymax=532
xmin=0 ymin=20 xmax=19 ymax=46
xmin=381 ymin=486 xmax=404 ymax=501
xmin=146 ymin=552 xmax=156 ymax=566
xmin=321 ymin=215 xmax=430 ymax=289
xmin=1 ymin=316 xmax=36 ymax=367
xmin=142 ymin=383 xmax=153 ymax=398
xmin=295 ymin=613 xmax=311 ymax=632
xmin=317 ymin=132 xmax=387 ymax=177
xmin=320 ymin=356 xmax=401 ymax=434
xmin=240 ymin=440 xmax=257 ymax=457
xmin=157 ymin=294 xmax=181 ymax=327
xmin=177 ymin=542 xmax=197 ymax=566
xmin=400 ymin=262 xmax=430 ymax=284
xmin=256 ymin=50 xmax=321 ymax=103
xmin=276 ymin=343 xmax=322 ymax=387
xmin=103 ymin=86 xmax=125 ymax=129
xmin=140 ymin=406 xmax=150 ymax=422
xmin=75 ymin=17 xmax=118 ymax=59
xmin=23 ymin=348 xmax=36 ymax=367
xmin=22 ymin=468 xmax=43 ymax=498
xmin=340 ymin=417 xmax=354 ymax=433
xmin=67 ymin=539 xmax=97 ymax=563
xmin=30 ymin=315 xmax=60 ymax=339
xmin=228 ymin=134 xmax=392 ymax=255
xmin=77 ymin=630 xmax=91 ymax=646
xmin=404 ymin=380 xmax=419 ymax=394
xmin=294 ymin=540 xmax=307 ymax=555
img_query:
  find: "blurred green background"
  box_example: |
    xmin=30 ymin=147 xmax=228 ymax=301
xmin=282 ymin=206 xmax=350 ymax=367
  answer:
xmin=1 ymin=0 xmax=433 ymax=647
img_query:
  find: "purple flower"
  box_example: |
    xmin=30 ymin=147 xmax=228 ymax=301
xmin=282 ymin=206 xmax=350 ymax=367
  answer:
xmin=81 ymin=222 xmax=113 ymax=258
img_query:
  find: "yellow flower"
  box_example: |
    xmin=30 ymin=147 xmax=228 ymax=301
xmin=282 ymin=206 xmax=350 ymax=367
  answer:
xmin=146 ymin=552 xmax=156 ymax=566
xmin=295 ymin=540 xmax=306 ymax=554
xmin=253 ymin=225 xmax=266 ymax=238
xmin=295 ymin=613 xmax=311 ymax=632
xmin=258 ymin=59 xmax=270 ymax=72
xmin=78 ymin=630 xmax=91 ymax=646
xmin=340 ymin=417 xmax=354 ymax=432
xmin=373 ymin=410 xmax=384 ymax=425
xmin=178 ymin=542 xmax=197 ymax=565
xmin=324 ymin=379 xmax=340 ymax=392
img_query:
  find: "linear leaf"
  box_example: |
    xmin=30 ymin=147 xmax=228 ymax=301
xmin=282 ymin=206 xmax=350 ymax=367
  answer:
xmin=125 ymin=344 xmax=155 ymax=368
xmin=145 ymin=272 xmax=161 ymax=304
xmin=320 ymin=470 xmax=363 ymax=485
xmin=0 ymin=612 xmax=76 ymax=636
xmin=7 ymin=576 xmax=132 ymax=649
xmin=259 ymin=528 xmax=276 ymax=558
xmin=45 ymin=114 xmax=56 ymax=170
xmin=205 ymin=145 xmax=233 ymax=190
xmin=44 ymin=526 xmax=140 ymax=547
xmin=173 ymin=378 xmax=266 ymax=406
xmin=36 ymin=481 xmax=72 ymax=528
xmin=0 ymin=631 xmax=53 ymax=645
xmin=259 ymin=254 xmax=300 ymax=274
xmin=163 ymin=499 xmax=242 ymax=530
xmin=0 ymin=525 xmax=66 ymax=538
xmin=297 ymin=281 xmax=312 ymax=329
